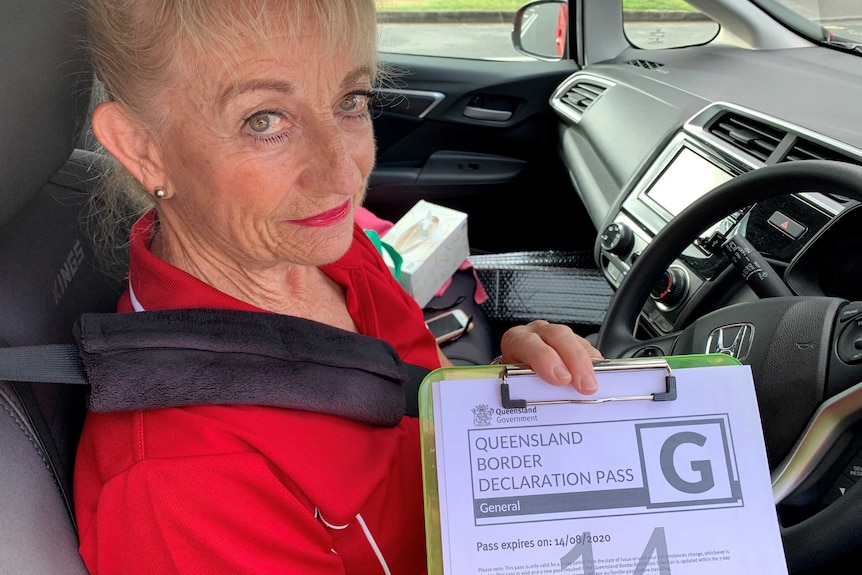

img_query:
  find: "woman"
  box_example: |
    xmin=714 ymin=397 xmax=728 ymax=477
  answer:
xmin=73 ymin=0 xmax=602 ymax=573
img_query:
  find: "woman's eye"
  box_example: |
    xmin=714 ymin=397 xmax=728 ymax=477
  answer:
xmin=339 ymin=93 xmax=371 ymax=115
xmin=243 ymin=111 xmax=286 ymax=136
xmin=249 ymin=115 xmax=271 ymax=133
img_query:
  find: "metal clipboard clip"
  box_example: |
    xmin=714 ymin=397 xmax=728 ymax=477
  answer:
xmin=500 ymin=357 xmax=677 ymax=409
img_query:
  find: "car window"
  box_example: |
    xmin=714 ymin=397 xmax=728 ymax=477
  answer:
xmin=622 ymin=0 xmax=720 ymax=50
xmin=377 ymin=0 xmax=535 ymax=60
xmin=377 ymin=0 xmax=721 ymax=60
xmin=751 ymin=0 xmax=862 ymax=55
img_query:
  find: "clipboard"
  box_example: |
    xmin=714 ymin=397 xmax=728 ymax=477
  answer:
xmin=418 ymin=354 xmax=788 ymax=575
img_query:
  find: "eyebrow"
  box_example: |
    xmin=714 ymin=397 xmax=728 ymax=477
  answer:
xmin=216 ymin=65 xmax=374 ymax=107
xmin=217 ymin=79 xmax=295 ymax=107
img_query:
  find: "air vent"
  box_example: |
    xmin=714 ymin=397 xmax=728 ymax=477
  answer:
xmin=559 ymin=82 xmax=607 ymax=115
xmin=708 ymin=113 xmax=786 ymax=162
xmin=626 ymin=59 xmax=664 ymax=70
xmin=782 ymin=138 xmax=861 ymax=165
xmin=781 ymin=138 xmax=861 ymax=204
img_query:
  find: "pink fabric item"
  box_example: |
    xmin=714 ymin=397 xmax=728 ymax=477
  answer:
xmin=356 ymin=206 xmax=489 ymax=304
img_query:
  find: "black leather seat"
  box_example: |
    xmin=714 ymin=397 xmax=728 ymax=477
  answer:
xmin=0 ymin=0 xmax=124 ymax=571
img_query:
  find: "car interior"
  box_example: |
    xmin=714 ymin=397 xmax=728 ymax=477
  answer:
xmin=372 ymin=2 xmax=862 ymax=570
xmin=5 ymin=0 xmax=862 ymax=572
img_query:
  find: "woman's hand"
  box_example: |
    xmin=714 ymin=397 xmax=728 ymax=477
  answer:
xmin=499 ymin=320 xmax=602 ymax=395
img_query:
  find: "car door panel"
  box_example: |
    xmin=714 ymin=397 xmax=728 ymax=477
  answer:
xmin=367 ymin=55 xmax=597 ymax=254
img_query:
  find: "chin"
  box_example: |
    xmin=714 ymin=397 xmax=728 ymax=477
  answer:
xmin=301 ymin=223 xmax=356 ymax=267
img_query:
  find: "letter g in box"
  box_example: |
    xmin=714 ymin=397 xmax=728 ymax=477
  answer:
xmin=636 ymin=416 xmax=743 ymax=509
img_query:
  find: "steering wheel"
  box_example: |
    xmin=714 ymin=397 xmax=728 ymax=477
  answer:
xmin=595 ymin=160 xmax=862 ymax=572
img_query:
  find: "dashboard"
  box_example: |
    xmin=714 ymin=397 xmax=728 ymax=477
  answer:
xmin=535 ymin=25 xmax=862 ymax=572
xmin=549 ymin=44 xmax=862 ymax=339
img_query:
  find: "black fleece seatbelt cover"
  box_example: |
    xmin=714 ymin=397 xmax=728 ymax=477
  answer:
xmin=74 ymin=308 xmax=417 ymax=426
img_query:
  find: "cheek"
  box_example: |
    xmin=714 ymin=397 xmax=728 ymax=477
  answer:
xmin=168 ymin=136 xmax=267 ymax=204
xmin=161 ymin=132 xmax=220 ymax=193
xmin=353 ymin=129 xmax=376 ymax=176
xmin=351 ymin=132 xmax=375 ymax=207
xmin=216 ymin=165 xmax=289 ymax=221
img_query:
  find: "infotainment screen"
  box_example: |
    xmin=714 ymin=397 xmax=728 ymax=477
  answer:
xmin=644 ymin=147 xmax=733 ymax=217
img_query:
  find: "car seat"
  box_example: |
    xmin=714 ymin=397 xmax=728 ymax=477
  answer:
xmin=0 ymin=0 xmax=125 ymax=571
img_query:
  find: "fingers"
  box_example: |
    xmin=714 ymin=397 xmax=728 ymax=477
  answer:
xmin=499 ymin=320 xmax=603 ymax=395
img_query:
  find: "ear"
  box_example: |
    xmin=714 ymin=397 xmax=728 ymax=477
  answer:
xmin=91 ymin=102 xmax=167 ymax=194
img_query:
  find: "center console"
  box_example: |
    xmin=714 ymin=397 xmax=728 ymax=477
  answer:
xmin=595 ymin=100 xmax=852 ymax=336
xmin=598 ymin=122 xmax=757 ymax=335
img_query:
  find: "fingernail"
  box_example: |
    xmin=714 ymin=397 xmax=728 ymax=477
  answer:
xmin=552 ymin=364 xmax=572 ymax=381
xmin=581 ymin=378 xmax=598 ymax=394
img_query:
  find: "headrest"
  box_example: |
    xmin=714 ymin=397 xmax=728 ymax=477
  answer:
xmin=0 ymin=0 xmax=92 ymax=229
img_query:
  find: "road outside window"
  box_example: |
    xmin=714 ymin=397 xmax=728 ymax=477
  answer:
xmin=377 ymin=0 xmax=720 ymax=60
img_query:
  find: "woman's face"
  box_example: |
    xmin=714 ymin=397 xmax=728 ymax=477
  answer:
xmin=153 ymin=33 xmax=376 ymax=270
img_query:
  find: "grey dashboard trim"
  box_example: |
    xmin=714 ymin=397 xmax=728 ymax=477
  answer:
xmin=772 ymin=379 xmax=862 ymax=504
xmin=549 ymin=73 xmax=616 ymax=124
xmin=374 ymin=88 xmax=445 ymax=118
xmin=604 ymin=98 xmax=862 ymax=250
xmin=684 ymin=101 xmax=862 ymax=216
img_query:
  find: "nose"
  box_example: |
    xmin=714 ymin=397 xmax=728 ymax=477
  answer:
xmin=299 ymin=119 xmax=371 ymax=197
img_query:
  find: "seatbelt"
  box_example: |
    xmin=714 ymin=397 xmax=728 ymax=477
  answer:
xmin=0 ymin=345 xmax=87 ymax=385
xmin=0 ymin=313 xmax=432 ymax=538
xmin=0 ymin=314 xmax=432 ymax=419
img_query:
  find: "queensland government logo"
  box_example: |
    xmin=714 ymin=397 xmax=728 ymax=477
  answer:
xmin=472 ymin=404 xmax=493 ymax=427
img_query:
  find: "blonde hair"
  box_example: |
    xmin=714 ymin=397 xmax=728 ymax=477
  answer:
xmin=82 ymin=0 xmax=380 ymax=275
xmin=87 ymin=0 xmax=379 ymax=131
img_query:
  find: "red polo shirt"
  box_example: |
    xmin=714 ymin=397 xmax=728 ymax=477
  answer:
xmin=74 ymin=210 xmax=440 ymax=574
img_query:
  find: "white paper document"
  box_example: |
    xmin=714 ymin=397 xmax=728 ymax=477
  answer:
xmin=427 ymin=362 xmax=788 ymax=575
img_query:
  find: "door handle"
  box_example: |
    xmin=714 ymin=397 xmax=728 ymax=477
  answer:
xmin=462 ymin=105 xmax=513 ymax=122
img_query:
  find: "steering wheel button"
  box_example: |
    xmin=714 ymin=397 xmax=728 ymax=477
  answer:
xmin=840 ymin=303 xmax=862 ymax=322
xmin=822 ymin=474 xmax=856 ymax=505
xmin=837 ymin=322 xmax=862 ymax=363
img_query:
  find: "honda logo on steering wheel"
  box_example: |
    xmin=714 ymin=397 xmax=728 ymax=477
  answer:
xmin=706 ymin=323 xmax=755 ymax=361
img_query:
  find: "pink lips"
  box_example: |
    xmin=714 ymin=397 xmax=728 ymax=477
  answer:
xmin=289 ymin=201 xmax=351 ymax=227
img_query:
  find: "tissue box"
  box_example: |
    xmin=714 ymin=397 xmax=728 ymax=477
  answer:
xmin=382 ymin=200 xmax=469 ymax=307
